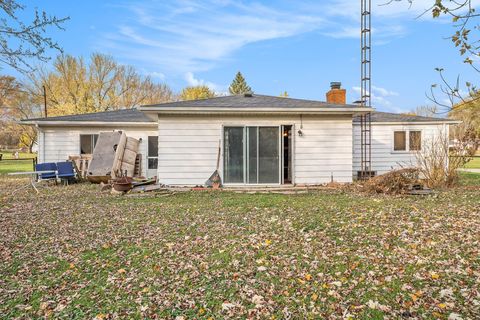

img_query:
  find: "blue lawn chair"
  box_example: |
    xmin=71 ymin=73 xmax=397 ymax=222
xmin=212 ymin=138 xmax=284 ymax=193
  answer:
xmin=56 ymin=161 xmax=76 ymax=185
xmin=35 ymin=163 xmax=57 ymax=183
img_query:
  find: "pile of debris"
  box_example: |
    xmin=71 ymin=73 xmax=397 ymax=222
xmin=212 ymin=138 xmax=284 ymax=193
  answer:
xmin=81 ymin=131 xmax=164 ymax=194
xmin=100 ymin=176 xmax=163 ymax=195
xmin=86 ymin=131 xmax=140 ymax=183
xmin=358 ymin=168 xmax=432 ymax=195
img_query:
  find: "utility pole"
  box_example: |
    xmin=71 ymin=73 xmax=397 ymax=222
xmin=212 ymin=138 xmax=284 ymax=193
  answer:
xmin=43 ymin=85 xmax=47 ymax=118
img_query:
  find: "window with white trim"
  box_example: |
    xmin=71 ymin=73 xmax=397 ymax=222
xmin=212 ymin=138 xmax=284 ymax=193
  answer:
xmin=147 ymin=136 xmax=158 ymax=169
xmin=393 ymin=130 xmax=422 ymax=152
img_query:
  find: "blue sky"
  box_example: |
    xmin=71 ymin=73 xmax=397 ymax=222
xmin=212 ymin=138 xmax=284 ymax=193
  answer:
xmin=10 ymin=0 xmax=480 ymax=112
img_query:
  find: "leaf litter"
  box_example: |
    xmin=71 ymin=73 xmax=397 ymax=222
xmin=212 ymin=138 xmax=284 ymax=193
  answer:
xmin=0 ymin=177 xmax=479 ymax=319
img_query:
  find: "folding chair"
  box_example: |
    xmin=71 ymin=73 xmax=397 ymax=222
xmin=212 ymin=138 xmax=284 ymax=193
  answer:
xmin=56 ymin=161 xmax=77 ymax=185
xmin=35 ymin=163 xmax=57 ymax=184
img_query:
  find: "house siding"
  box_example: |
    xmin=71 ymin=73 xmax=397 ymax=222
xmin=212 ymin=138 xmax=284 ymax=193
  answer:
xmin=352 ymin=123 xmax=448 ymax=176
xmin=35 ymin=116 xmax=452 ymax=186
xmin=38 ymin=126 xmax=158 ymax=177
xmin=157 ymin=114 xmax=353 ymax=186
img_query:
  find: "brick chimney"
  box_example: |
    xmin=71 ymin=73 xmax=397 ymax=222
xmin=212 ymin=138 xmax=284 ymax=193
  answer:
xmin=326 ymin=82 xmax=346 ymax=104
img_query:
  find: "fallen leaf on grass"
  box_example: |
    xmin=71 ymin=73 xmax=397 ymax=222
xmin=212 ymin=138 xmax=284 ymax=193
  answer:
xmin=448 ymin=313 xmax=463 ymax=320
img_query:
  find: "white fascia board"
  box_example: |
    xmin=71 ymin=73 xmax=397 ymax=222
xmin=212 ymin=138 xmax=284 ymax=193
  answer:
xmin=20 ymin=121 xmax=157 ymax=127
xmin=353 ymin=120 xmax=461 ymax=125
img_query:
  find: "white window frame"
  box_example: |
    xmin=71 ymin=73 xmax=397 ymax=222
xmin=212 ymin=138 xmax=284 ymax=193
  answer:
xmin=147 ymin=136 xmax=158 ymax=170
xmin=79 ymin=134 xmax=98 ymax=154
xmin=391 ymin=129 xmax=423 ymax=153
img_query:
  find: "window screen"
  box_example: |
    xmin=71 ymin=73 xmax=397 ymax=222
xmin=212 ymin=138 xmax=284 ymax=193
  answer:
xmin=409 ymin=131 xmax=422 ymax=151
xmin=393 ymin=131 xmax=406 ymax=151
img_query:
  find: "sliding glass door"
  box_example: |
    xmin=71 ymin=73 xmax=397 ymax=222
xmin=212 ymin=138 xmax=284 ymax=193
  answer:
xmin=224 ymin=126 xmax=280 ymax=184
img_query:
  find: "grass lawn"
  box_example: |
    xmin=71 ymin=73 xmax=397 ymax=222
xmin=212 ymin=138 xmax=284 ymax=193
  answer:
xmin=0 ymin=177 xmax=479 ymax=319
xmin=464 ymin=156 xmax=480 ymax=169
xmin=458 ymin=171 xmax=480 ymax=186
xmin=0 ymin=151 xmax=37 ymax=175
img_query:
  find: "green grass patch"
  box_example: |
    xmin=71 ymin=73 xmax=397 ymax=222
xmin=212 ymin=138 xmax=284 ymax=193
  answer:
xmin=0 ymin=151 xmax=36 ymax=175
xmin=458 ymin=171 xmax=480 ymax=186
xmin=464 ymin=156 xmax=480 ymax=169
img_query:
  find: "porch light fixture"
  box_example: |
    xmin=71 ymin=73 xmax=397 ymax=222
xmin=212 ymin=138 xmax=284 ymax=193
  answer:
xmin=298 ymin=114 xmax=304 ymax=136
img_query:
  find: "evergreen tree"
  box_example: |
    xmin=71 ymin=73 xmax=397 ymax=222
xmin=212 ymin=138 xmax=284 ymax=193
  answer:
xmin=228 ymin=72 xmax=252 ymax=95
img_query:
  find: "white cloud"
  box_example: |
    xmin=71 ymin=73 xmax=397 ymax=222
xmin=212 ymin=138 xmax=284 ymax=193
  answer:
xmin=184 ymin=72 xmax=227 ymax=94
xmin=352 ymin=85 xmax=402 ymax=112
xmin=99 ymin=0 xmax=480 ymax=76
xmin=372 ymin=85 xmax=398 ymax=97
xmin=149 ymin=71 xmax=166 ymax=81
xmin=102 ymin=1 xmax=325 ymax=74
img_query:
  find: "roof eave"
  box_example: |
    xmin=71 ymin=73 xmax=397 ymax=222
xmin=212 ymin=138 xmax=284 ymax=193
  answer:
xmin=353 ymin=120 xmax=461 ymax=125
xmin=20 ymin=120 xmax=157 ymax=127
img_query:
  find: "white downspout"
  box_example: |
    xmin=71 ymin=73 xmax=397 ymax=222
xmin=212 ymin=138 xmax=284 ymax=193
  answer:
xmin=36 ymin=124 xmax=45 ymax=163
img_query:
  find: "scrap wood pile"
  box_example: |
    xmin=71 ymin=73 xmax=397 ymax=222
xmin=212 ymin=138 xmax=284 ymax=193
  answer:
xmin=357 ymin=168 xmax=429 ymax=195
xmin=100 ymin=176 xmax=164 ymax=195
xmin=87 ymin=131 xmax=140 ymax=183
xmin=82 ymin=131 xmax=163 ymax=194
xmin=68 ymin=155 xmax=92 ymax=180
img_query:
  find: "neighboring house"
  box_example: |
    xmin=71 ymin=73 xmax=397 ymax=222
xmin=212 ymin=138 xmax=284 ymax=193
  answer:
xmin=22 ymin=83 xmax=458 ymax=186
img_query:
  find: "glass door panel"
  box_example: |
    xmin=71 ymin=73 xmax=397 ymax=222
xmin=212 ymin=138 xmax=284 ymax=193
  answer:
xmin=247 ymin=127 xmax=258 ymax=184
xmin=258 ymin=127 xmax=280 ymax=184
xmin=224 ymin=127 xmax=244 ymax=183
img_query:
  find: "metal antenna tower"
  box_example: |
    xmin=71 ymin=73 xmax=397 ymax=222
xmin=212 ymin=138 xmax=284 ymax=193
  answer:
xmin=359 ymin=0 xmax=372 ymax=179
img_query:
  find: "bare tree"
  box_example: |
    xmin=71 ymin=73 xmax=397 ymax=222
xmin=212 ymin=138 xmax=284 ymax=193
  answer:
xmin=0 ymin=74 xmax=20 ymax=105
xmin=407 ymin=105 xmax=439 ymax=117
xmin=0 ymin=75 xmax=41 ymax=152
xmin=0 ymin=0 xmax=69 ymax=73
xmin=26 ymin=53 xmax=174 ymax=116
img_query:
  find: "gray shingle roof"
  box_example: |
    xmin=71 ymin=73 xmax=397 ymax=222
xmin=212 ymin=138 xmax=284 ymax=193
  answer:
xmin=24 ymin=97 xmax=453 ymax=124
xmin=353 ymin=111 xmax=451 ymax=123
xmin=142 ymin=94 xmax=360 ymax=109
xmin=25 ymin=108 xmax=155 ymax=123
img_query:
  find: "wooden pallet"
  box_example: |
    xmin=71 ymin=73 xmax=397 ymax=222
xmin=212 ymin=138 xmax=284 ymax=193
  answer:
xmin=68 ymin=154 xmax=92 ymax=179
xmin=134 ymin=154 xmax=142 ymax=177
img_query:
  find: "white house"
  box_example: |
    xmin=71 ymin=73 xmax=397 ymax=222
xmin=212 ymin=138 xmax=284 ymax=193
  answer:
xmin=23 ymin=84 xmax=458 ymax=186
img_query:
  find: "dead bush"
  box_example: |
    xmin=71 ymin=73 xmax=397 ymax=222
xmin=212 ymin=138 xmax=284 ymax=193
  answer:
xmin=414 ymin=128 xmax=470 ymax=188
xmin=361 ymin=168 xmax=420 ymax=195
